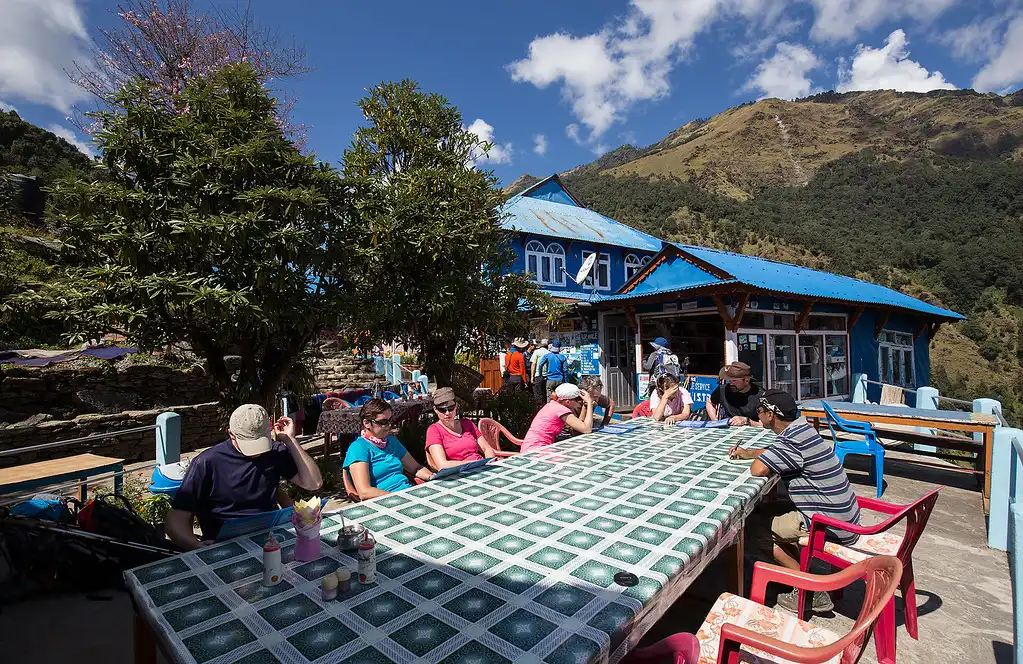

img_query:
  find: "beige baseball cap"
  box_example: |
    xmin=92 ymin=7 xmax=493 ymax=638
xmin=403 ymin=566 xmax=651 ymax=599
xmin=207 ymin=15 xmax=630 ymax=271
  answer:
xmin=229 ymin=404 xmax=274 ymax=456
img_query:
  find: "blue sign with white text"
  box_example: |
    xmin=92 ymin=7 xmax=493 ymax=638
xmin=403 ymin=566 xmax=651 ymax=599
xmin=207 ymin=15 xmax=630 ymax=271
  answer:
xmin=686 ymin=374 xmax=719 ymax=408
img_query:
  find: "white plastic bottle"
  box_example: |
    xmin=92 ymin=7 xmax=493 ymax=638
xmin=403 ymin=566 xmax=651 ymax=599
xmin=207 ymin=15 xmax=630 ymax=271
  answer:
xmin=357 ymin=531 xmax=376 ymax=584
xmin=262 ymin=532 xmax=282 ymax=586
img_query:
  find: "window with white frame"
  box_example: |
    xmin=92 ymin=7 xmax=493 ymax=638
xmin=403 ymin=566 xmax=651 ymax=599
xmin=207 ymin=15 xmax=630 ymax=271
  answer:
xmin=583 ymin=251 xmax=611 ymax=290
xmin=624 ymin=254 xmax=643 ymax=281
xmin=641 ymin=256 xmax=652 ymax=265
xmin=525 ymin=240 xmax=566 ymax=286
xmin=878 ymin=330 xmax=914 ymax=388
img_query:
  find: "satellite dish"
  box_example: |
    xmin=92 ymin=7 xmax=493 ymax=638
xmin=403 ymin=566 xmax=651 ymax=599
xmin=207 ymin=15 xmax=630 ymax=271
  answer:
xmin=574 ymin=253 xmax=598 ymax=285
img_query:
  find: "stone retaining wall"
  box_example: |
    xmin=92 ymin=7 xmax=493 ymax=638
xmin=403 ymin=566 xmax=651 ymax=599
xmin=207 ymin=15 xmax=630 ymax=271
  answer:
xmin=311 ymin=354 xmax=381 ymax=393
xmin=0 ymin=402 xmax=225 ymax=468
xmin=0 ymin=362 xmax=218 ymax=424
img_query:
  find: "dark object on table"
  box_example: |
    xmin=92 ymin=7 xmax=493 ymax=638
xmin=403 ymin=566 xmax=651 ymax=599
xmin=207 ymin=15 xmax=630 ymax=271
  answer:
xmin=614 ymin=572 xmax=639 ymax=587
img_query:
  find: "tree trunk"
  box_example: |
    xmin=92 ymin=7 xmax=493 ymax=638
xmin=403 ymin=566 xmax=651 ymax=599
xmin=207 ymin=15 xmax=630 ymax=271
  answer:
xmin=421 ymin=338 xmax=457 ymax=388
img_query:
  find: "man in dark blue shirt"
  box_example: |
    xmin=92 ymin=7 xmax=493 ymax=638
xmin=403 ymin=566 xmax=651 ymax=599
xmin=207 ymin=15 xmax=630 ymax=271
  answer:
xmin=167 ymin=404 xmax=322 ymax=549
xmin=539 ymin=340 xmax=569 ymax=396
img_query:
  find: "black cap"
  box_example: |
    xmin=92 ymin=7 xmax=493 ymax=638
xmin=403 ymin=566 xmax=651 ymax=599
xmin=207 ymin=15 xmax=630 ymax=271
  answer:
xmin=759 ymin=389 xmax=799 ymax=420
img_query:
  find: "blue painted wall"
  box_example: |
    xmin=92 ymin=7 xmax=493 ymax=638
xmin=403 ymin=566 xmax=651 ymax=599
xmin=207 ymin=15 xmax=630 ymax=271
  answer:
xmin=507 ymin=232 xmax=657 ymax=296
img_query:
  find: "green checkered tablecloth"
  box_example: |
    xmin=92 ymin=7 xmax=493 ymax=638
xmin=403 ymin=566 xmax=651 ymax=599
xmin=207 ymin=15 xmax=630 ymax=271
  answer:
xmin=125 ymin=421 xmax=779 ymax=664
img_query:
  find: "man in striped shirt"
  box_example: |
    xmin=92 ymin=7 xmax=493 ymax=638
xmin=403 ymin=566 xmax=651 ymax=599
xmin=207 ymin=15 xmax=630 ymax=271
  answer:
xmin=728 ymin=389 xmax=860 ymax=612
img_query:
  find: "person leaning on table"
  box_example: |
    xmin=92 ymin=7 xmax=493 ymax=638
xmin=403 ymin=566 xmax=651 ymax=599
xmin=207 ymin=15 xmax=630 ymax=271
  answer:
xmin=166 ymin=404 xmax=323 ymax=551
xmin=707 ymin=361 xmax=764 ymax=426
xmin=727 ymin=389 xmax=861 ymax=613
xmin=520 ymin=383 xmax=594 ymax=452
xmin=344 ymin=398 xmax=434 ymax=499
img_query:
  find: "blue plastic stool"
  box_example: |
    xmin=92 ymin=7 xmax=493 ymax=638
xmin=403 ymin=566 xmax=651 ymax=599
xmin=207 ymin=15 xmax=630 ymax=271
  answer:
xmin=150 ymin=462 xmax=188 ymax=498
xmin=822 ymin=401 xmax=885 ymax=497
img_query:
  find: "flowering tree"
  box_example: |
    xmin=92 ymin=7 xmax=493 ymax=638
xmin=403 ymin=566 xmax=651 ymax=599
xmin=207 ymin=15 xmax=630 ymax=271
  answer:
xmin=70 ymin=0 xmax=306 ymax=133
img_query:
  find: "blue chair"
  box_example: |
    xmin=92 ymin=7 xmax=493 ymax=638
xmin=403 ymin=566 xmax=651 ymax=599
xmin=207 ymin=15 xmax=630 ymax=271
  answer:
xmin=352 ymin=395 xmax=372 ymax=407
xmin=821 ymin=401 xmax=885 ymax=498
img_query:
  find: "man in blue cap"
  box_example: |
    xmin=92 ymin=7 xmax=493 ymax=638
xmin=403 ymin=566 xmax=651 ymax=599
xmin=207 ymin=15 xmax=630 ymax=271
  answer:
xmin=538 ymin=340 xmax=569 ymax=397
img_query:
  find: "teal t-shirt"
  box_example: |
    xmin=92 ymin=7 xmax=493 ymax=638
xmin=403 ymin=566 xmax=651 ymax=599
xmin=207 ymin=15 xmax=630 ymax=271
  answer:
xmin=344 ymin=436 xmax=411 ymax=493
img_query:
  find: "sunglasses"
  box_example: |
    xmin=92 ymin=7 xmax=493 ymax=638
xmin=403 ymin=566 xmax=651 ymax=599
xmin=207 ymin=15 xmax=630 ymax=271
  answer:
xmin=435 ymin=404 xmax=457 ymax=414
xmin=368 ymin=417 xmax=392 ymax=426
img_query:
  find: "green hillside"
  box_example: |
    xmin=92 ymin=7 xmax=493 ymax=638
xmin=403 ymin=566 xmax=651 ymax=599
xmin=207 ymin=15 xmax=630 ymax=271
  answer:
xmin=1 ymin=110 xmax=97 ymax=347
xmin=538 ymin=89 xmax=1023 ymax=422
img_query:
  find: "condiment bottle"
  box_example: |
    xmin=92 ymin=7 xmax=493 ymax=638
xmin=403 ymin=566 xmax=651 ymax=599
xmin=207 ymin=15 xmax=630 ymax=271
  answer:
xmin=262 ymin=532 xmax=282 ymax=586
xmin=321 ymin=573 xmax=338 ymax=601
xmin=357 ymin=531 xmax=376 ymax=584
xmin=335 ymin=568 xmax=352 ymax=593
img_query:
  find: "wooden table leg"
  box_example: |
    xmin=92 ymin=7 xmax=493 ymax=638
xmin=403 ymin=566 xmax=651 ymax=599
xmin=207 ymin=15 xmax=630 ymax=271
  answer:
xmin=133 ymin=604 xmax=157 ymax=664
xmin=724 ymin=526 xmax=745 ymax=597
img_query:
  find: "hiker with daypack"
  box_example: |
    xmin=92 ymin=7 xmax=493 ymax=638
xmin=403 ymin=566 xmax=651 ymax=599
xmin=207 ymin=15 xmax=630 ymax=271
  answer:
xmin=643 ymin=336 xmax=681 ymax=395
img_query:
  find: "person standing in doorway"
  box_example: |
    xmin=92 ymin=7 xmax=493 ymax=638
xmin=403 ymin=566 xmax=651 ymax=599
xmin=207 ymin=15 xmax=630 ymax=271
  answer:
xmin=529 ymin=339 xmax=550 ymax=405
xmin=539 ymin=340 xmax=569 ymax=396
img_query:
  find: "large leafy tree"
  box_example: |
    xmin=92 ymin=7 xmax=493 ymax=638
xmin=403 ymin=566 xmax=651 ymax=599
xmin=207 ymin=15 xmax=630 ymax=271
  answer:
xmin=343 ymin=80 xmax=541 ymax=386
xmin=25 ymin=64 xmax=357 ymax=406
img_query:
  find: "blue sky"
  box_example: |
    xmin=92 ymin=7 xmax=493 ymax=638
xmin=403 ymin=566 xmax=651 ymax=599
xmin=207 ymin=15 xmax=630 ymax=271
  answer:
xmin=3 ymin=0 xmax=1023 ymax=185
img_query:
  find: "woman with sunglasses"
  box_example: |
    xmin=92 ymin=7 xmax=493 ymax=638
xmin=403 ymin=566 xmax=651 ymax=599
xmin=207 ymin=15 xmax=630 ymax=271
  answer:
xmin=344 ymin=398 xmax=434 ymax=499
xmin=425 ymin=387 xmax=497 ymax=470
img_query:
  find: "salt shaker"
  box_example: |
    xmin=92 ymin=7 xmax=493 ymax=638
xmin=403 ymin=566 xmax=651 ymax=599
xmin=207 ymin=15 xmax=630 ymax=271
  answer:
xmin=321 ymin=573 xmax=338 ymax=601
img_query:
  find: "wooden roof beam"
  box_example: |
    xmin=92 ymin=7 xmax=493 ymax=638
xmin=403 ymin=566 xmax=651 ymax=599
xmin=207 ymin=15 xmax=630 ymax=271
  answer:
xmin=794 ymin=301 xmax=814 ymax=333
xmin=849 ymin=305 xmax=865 ymax=329
xmin=874 ymin=311 xmax=890 ymax=339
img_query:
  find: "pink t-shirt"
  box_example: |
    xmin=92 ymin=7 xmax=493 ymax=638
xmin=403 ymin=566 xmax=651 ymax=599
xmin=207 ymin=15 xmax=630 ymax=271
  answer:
xmin=650 ymin=387 xmax=694 ymax=417
xmin=425 ymin=420 xmax=484 ymax=462
xmin=521 ymin=401 xmax=573 ymax=452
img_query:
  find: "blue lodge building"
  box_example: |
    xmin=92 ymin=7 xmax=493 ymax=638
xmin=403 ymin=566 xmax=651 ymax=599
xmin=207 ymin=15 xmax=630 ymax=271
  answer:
xmin=500 ymin=176 xmax=964 ymax=409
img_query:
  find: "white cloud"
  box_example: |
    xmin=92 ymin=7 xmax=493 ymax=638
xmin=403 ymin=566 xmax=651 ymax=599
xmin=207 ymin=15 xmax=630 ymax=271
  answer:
xmin=837 ymin=30 xmax=956 ymax=93
xmin=972 ymin=14 xmax=1023 ymax=93
xmin=566 ymin=123 xmax=582 ymax=144
xmin=745 ymin=43 xmax=821 ymax=100
xmin=941 ymin=14 xmax=1010 ymax=63
xmin=0 ymin=100 xmax=19 ymax=113
xmin=465 ymin=118 xmax=512 ymax=165
xmin=508 ymin=0 xmax=795 ymax=143
xmin=809 ymin=0 xmax=958 ymax=42
xmin=46 ymin=123 xmax=93 ymax=156
xmin=0 ymin=0 xmax=92 ymax=112
xmin=533 ymin=134 xmax=548 ymax=156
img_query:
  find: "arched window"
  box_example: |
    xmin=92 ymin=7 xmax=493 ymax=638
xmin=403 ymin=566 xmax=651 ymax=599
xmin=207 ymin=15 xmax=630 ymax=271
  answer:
xmin=625 ymin=254 xmax=642 ymax=281
xmin=525 ymin=240 xmax=565 ymax=286
xmin=641 ymin=255 xmax=652 ymax=265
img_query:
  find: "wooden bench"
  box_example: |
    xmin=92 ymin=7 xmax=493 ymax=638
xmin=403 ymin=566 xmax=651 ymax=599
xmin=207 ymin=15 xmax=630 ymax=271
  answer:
xmin=0 ymin=453 xmax=125 ymax=501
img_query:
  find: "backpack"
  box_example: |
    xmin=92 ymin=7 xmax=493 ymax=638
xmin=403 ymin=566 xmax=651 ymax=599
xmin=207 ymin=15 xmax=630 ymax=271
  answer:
xmin=651 ymin=351 xmax=681 ymax=379
xmin=77 ymin=494 xmax=163 ymax=547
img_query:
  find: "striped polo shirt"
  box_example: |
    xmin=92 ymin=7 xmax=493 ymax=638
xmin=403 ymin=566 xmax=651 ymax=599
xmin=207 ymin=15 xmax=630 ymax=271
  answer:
xmin=759 ymin=418 xmax=861 ymax=545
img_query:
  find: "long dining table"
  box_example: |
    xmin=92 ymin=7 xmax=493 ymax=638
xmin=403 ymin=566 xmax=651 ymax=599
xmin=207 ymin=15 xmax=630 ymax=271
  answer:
xmin=126 ymin=420 xmax=779 ymax=664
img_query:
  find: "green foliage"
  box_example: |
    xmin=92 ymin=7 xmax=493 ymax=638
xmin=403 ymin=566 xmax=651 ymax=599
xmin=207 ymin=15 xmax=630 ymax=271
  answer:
xmin=485 ymin=389 xmax=537 ymax=438
xmin=18 ymin=64 xmax=359 ymax=407
xmin=342 ymin=80 xmax=541 ymax=386
xmin=0 ymin=110 xmax=94 ymax=187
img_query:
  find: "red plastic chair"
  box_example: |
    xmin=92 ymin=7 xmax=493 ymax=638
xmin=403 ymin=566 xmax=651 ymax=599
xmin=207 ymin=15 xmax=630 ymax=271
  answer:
xmin=798 ymin=488 xmax=940 ymax=663
xmin=625 ymin=556 xmax=902 ymax=664
xmin=632 ymin=400 xmax=652 ymax=419
xmin=478 ymin=418 xmax=524 ymax=455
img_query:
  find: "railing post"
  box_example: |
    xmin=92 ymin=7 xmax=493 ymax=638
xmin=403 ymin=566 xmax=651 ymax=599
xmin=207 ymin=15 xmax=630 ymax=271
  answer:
xmin=914 ymin=386 xmax=939 ymax=452
xmin=156 ymin=412 xmax=181 ymax=466
xmin=988 ymin=428 xmax=1023 ymax=550
xmin=851 ymin=373 xmax=868 ymax=403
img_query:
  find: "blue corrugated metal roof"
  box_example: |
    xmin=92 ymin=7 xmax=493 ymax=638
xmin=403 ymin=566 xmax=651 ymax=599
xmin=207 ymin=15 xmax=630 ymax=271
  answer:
xmin=501 ymin=176 xmax=662 ymax=252
xmin=671 ymin=244 xmax=963 ymax=320
xmin=601 ymin=253 xmax=732 ymax=300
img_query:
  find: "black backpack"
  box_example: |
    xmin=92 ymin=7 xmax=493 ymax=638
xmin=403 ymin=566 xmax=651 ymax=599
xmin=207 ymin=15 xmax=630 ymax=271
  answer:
xmin=77 ymin=494 xmax=163 ymax=547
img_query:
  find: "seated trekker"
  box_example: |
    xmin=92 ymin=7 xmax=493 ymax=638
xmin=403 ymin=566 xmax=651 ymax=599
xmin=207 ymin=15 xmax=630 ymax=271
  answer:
xmin=520 ymin=383 xmax=594 ymax=453
xmin=425 ymin=387 xmax=497 ymax=469
xmin=344 ymin=398 xmax=434 ymax=499
xmin=707 ymin=361 xmax=763 ymax=426
xmin=167 ymin=404 xmax=323 ymax=550
xmin=578 ymin=375 xmax=615 ymax=428
xmin=728 ymin=389 xmax=861 ymax=613
xmin=650 ymin=373 xmax=693 ymax=424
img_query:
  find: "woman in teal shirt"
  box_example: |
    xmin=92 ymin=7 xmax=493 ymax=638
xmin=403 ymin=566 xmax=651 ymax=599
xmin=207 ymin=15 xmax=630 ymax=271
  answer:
xmin=344 ymin=399 xmax=434 ymax=498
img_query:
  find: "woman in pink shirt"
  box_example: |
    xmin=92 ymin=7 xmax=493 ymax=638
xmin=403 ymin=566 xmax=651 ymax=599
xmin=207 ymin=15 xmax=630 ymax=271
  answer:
xmin=425 ymin=387 xmax=497 ymax=469
xmin=650 ymin=374 xmax=693 ymax=423
xmin=520 ymin=383 xmax=594 ymax=453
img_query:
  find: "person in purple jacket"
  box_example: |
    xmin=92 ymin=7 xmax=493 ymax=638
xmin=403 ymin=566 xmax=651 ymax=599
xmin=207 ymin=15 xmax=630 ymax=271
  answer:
xmin=166 ymin=404 xmax=322 ymax=550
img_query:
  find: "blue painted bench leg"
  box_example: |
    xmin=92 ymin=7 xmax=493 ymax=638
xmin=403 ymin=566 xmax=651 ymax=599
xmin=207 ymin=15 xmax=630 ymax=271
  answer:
xmin=114 ymin=463 xmax=124 ymax=495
